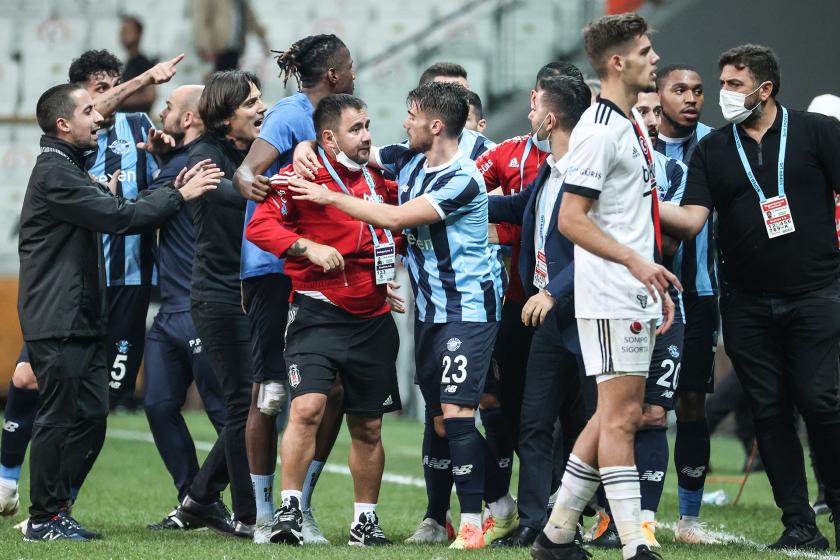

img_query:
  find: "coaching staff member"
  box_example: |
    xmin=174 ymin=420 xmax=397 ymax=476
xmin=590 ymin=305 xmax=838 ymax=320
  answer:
xmin=19 ymin=83 xmax=219 ymax=541
xmin=660 ymin=44 xmax=840 ymax=551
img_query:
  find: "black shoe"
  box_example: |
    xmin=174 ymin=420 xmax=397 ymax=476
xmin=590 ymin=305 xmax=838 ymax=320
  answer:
xmin=768 ymin=523 xmax=829 ymax=550
xmin=60 ymin=512 xmax=102 ymax=540
xmin=24 ymin=515 xmax=88 ymax=541
xmin=531 ymin=532 xmax=591 ymax=560
xmin=270 ymin=496 xmax=303 ymax=545
xmin=349 ymin=511 xmax=390 ymax=546
xmin=176 ymin=495 xmax=241 ymax=538
xmin=492 ymin=525 xmax=540 ymax=547
xmin=148 ymin=509 xmax=196 ymax=530
xmin=590 ymin=521 xmax=621 ymax=549
xmin=231 ymin=519 xmax=254 ymax=539
xmin=627 ymin=544 xmax=663 ymax=559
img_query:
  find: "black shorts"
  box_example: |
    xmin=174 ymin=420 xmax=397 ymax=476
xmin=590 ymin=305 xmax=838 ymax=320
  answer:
xmin=678 ymin=295 xmax=719 ymax=394
xmin=106 ymin=284 xmax=151 ymax=399
xmin=644 ymin=322 xmax=686 ymax=410
xmin=243 ymin=273 xmax=292 ymax=383
xmin=414 ymin=320 xmax=500 ymax=417
xmin=284 ymin=294 xmax=401 ymax=416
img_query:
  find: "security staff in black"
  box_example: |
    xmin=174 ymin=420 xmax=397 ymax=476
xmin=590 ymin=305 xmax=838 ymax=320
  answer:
xmin=18 ymin=83 xmax=216 ymax=541
xmin=660 ymin=44 xmax=840 ymax=551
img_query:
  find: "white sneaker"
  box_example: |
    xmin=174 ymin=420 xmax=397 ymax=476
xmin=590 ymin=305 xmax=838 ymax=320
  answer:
xmin=253 ymin=520 xmax=272 ymax=544
xmin=302 ymin=509 xmax=329 ymax=545
xmin=404 ymin=517 xmax=448 ymax=544
xmin=674 ymin=516 xmax=722 ymax=544
xmin=0 ymin=479 xmax=19 ymax=517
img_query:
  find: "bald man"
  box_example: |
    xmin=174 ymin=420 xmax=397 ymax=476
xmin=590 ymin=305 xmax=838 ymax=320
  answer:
xmin=143 ymin=86 xmax=228 ymax=530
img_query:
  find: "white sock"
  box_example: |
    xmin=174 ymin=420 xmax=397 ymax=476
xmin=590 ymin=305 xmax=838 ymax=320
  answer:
xmin=544 ymin=454 xmax=600 ymax=544
xmin=601 ymin=465 xmax=646 ymax=560
xmin=641 ymin=509 xmax=655 ymax=523
xmin=488 ymin=493 xmax=516 ymax=518
xmin=353 ymin=502 xmax=376 ymax=522
xmin=460 ymin=512 xmax=482 ymax=529
xmin=280 ymin=489 xmax=303 ymax=506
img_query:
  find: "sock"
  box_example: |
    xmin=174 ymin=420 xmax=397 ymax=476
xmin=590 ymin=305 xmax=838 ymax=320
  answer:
xmin=544 ymin=454 xmax=600 ymax=544
xmin=0 ymin=382 xmax=38 ymax=482
xmin=601 ymin=465 xmax=646 ymax=560
xmin=641 ymin=509 xmax=655 ymax=523
xmin=70 ymin=487 xmax=80 ymax=502
xmin=488 ymin=493 xmax=516 ymax=519
xmin=250 ymin=473 xmax=275 ymax=525
xmin=635 ymin=427 xmax=669 ymax=514
xmin=443 ymin=417 xmax=485 ymax=515
xmin=460 ymin=512 xmax=482 ymax=530
xmin=353 ymin=502 xmax=376 ymax=522
xmin=479 ymin=407 xmax=513 ymax=492
xmin=301 ymin=459 xmax=325 ymax=512
xmin=281 ymin=489 xmax=303 ymax=507
xmin=422 ymin=415 xmax=452 ymax=526
xmin=675 ymin=420 xmax=709 ymax=518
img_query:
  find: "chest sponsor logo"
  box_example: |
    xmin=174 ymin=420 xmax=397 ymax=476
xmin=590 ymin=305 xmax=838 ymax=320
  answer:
xmin=363 ymin=192 xmax=384 ymax=203
xmin=406 ymin=232 xmax=433 ymax=251
xmin=109 ymin=138 xmax=133 ymax=156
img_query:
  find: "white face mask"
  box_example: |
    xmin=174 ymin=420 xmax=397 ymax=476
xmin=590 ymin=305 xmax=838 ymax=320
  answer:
xmin=328 ymin=131 xmax=366 ymax=171
xmin=532 ymin=114 xmax=551 ymax=152
xmin=719 ymin=82 xmax=766 ymax=124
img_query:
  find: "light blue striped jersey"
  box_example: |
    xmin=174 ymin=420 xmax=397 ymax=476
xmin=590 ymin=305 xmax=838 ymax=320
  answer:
xmin=653 ymin=151 xmax=687 ymax=324
xmin=376 ymin=144 xmax=503 ymax=323
xmin=86 ymin=112 xmax=158 ymax=286
xmin=655 ymin=122 xmax=717 ymax=296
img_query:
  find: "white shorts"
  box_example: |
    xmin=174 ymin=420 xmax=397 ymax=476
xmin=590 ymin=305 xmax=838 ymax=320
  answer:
xmin=578 ymin=318 xmax=657 ymax=379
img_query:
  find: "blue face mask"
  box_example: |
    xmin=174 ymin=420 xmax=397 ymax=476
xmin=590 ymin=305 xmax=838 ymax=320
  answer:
xmin=532 ymin=114 xmax=551 ymax=152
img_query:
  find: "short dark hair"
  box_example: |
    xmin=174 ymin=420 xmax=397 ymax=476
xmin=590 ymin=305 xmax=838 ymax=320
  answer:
xmin=654 ymin=63 xmax=700 ymax=91
xmin=121 ymin=15 xmax=144 ymax=35
xmin=274 ymin=34 xmax=348 ymax=88
xmin=36 ymin=83 xmax=83 ymax=134
xmin=540 ymin=76 xmax=592 ymax=131
xmin=313 ymin=94 xmax=367 ymax=136
xmin=406 ymin=82 xmax=468 ymax=139
xmin=466 ymin=90 xmax=483 ymax=121
xmin=583 ymin=13 xmax=650 ymax=78
xmin=68 ymin=49 xmax=122 ymax=84
xmin=418 ymin=62 xmax=468 ymax=86
xmin=535 ymin=61 xmax=584 ymax=89
xmin=199 ymin=70 xmax=260 ymax=136
xmin=718 ymin=44 xmax=781 ymax=97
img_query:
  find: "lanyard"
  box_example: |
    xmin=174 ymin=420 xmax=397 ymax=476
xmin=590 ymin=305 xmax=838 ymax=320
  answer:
xmin=732 ymin=106 xmax=788 ymax=202
xmin=518 ymin=135 xmax=547 ymax=190
xmin=318 ymin=146 xmax=394 ymax=247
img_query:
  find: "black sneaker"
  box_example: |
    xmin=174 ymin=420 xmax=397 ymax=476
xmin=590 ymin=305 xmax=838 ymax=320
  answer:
xmin=24 ymin=515 xmax=88 ymax=541
xmin=349 ymin=511 xmax=390 ymax=546
xmin=627 ymin=544 xmax=663 ymax=559
xmin=768 ymin=523 xmax=829 ymax=550
xmin=148 ymin=509 xmax=196 ymax=530
xmin=590 ymin=521 xmax=621 ymax=549
xmin=531 ymin=532 xmax=592 ymax=560
xmin=60 ymin=512 xmax=102 ymax=540
xmin=270 ymin=496 xmax=303 ymax=545
xmin=176 ymin=495 xmax=242 ymax=538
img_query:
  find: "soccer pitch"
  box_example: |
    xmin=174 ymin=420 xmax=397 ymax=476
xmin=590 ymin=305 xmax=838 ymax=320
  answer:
xmin=1 ymin=412 xmax=837 ymax=559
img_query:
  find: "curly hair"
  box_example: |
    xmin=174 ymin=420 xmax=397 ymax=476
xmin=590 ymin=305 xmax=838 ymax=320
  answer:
xmin=68 ymin=49 xmax=122 ymax=84
xmin=272 ymin=34 xmax=347 ymax=88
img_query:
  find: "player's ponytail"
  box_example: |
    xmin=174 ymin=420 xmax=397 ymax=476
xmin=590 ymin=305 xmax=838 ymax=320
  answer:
xmin=272 ymin=34 xmax=347 ymax=89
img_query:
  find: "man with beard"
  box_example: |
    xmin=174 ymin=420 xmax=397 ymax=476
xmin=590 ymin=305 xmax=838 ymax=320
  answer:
xmin=19 ymin=83 xmax=217 ymax=541
xmin=247 ymin=93 xmax=402 ymax=547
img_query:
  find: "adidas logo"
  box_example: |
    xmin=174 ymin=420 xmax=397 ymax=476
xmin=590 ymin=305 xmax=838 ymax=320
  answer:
xmin=508 ymin=157 xmax=519 ymax=168
xmin=632 ymin=146 xmax=641 ymax=158
xmin=382 ymin=394 xmax=393 ymax=406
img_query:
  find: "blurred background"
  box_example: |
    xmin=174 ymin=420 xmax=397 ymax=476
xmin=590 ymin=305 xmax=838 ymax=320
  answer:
xmin=0 ymin=0 xmax=837 ymax=412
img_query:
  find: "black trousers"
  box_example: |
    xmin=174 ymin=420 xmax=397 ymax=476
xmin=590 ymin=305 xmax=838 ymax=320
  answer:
xmin=189 ymin=301 xmax=255 ymax=523
xmin=27 ymin=337 xmax=109 ymax=523
xmin=721 ymin=278 xmax=840 ymax=525
xmin=493 ymin=299 xmax=534 ymax=450
xmin=516 ymin=311 xmax=585 ymax=529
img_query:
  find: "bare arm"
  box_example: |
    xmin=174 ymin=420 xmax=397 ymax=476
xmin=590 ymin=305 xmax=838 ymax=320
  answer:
xmin=233 ymin=138 xmax=280 ymax=201
xmin=94 ymin=54 xmax=184 ymax=120
xmin=658 ymin=202 xmax=710 ymax=240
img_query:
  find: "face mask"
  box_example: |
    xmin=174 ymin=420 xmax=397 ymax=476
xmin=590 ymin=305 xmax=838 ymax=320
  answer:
xmin=328 ymin=131 xmax=366 ymax=171
xmin=532 ymin=114 xmax=551 ymax=152
xmin=719 ymin=82 xmax=766 ymax=124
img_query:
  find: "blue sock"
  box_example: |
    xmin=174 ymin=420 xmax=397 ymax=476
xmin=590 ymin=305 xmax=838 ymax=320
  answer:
xmin=1 ymin=382 xmax=38 ymax=482
xmin=301 ymin=459 xmax=325 ymax=512
xmin=443 ymin=417 xmax=485 ymax=515
xmin=250 ymin=473 xmax=275 ymax=524
xmin=70 ymin=487 xmax=80 ymax=502
xmin=678 ymin=486 xmax=704 ymax=518
xmin=0 ymin=464 xmax=21 ymax=482
xmin=423 ymin=414 xmax=452 ymax=526
xmin=635 ymin=427 xmax=669 ymax=513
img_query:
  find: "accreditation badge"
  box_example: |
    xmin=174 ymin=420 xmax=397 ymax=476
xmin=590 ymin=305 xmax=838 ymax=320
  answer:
xmin=533 ymin=249 xmax=548 ymax=289
xmin=760 ymin=195 xmax=795 ymax=238
xmin=374 ymin=242 xmax=396 ymax=284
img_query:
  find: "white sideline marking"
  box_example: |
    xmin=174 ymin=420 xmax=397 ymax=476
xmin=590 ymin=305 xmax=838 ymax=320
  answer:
xmin=106 ymin=428 xmax=426 ymax=489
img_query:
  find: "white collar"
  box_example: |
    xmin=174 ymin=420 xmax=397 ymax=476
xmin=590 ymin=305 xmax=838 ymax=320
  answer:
xmin=424 ymin=149 xmax=463 ymax=173
xmin=657 ymin=132 xmax=693 ymax=143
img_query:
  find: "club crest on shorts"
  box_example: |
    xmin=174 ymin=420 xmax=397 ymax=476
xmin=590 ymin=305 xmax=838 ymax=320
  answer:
xmin=288 ymin=364 xmax=301 ymax=388
xmin=630 ymin=321 xmax=643 ymax=335
xmin=446 ymin=337 xmax=462 ymax=352
xmin=636 ymin=293 xmax=648 ymax=309
xmin=115 ymin=339 xmax=131 ymax=354
xmin=668 ymin=344 xmax=680 ymax=358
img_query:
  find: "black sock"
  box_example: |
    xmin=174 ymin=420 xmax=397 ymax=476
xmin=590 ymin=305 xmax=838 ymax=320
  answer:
xmin=675 ymin=419 xmax=710 ymax=491
xmin=422 ymin=415 xmax=452 ymax=526
xmin=0 ymin=382 xmax=38 ymax=481
xmin=444 ymin=417 xmax=485 ymax=515
xmin=635 ymin=427 xmax=669 ymax=513
xmin=480 ymin=407 xmax=512 ymax=499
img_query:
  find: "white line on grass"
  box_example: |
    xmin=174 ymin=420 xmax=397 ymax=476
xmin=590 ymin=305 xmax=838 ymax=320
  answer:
xmin=106 ymin=428 xmax=426 ymax=489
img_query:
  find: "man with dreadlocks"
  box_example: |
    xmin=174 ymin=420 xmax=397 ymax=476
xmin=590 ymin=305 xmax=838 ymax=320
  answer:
xmin=232 ymin=33 xmax=355 ymax=545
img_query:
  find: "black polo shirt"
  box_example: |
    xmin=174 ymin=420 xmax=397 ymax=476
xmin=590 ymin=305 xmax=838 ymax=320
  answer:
xmin=681 ymin=102 xmax=840 ymax=295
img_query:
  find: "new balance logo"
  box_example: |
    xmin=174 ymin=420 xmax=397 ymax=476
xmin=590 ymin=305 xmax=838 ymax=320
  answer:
xmin=382 ymin=394 xmax=393 ymax=406
xmin=498 ymin=458 xmax=511 ymax=469
xmin=452 ymin=464 xmax=474 ymax=476
xmin=640 ymin=470 xmax=664 ymax=482
xmin=444 ymin=385 xmax=458 ymax=393
xmin=424 ymin=457 xmax=451 ymax=470
xmin=680 ymin=466 xmax=707 ymax=478
xmin=3 ymin=420 xmax=19 ymax=432
xmin=508 ymin=157 xmax=519 ymax=168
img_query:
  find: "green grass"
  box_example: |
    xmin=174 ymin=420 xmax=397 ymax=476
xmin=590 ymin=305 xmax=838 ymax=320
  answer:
xmin=1 ymin=412 xmax=837 ymax=559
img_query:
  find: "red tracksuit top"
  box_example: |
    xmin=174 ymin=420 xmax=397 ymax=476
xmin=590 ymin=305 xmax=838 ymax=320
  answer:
xmin=246 ymin=154 xmax=400 ymax=317
xmin=475 ymin=134 xmax=550 ymax=305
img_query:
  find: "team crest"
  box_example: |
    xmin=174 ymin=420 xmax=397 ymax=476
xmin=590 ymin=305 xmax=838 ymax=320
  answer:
xmin=446 ymin=337 xmax=462 ymax=352
xmin=108 ymin=138 xmax=132 ymax=156
xmin=637 ymin=294 xmax=648 ymax=309
xmin=668 ymin=345 xmax=680 ymax=358
xmin=115 ymin=339 xmax=131 ymax=354
xmin=288 ymin=364 xmax=301 ymax=388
